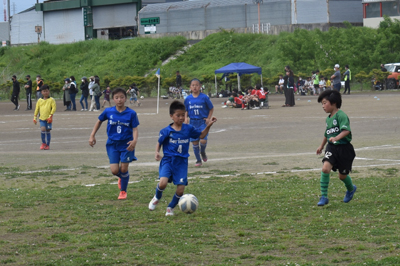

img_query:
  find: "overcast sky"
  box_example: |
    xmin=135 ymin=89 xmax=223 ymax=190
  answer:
xmin=4 ymin=0 xmax=44 ymax=17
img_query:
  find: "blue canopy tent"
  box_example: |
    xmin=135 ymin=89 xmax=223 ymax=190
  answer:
xmin=214 ymin=62 xmax=263 ymax=93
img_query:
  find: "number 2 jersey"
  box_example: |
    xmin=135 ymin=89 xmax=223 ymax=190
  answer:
xmin=98 ymin=106 xmax=139 ymax=144
xmin=158 ymin=124 xmax=201 ymax=158
xmin=324 ymin=109 xmax=352 ymax=145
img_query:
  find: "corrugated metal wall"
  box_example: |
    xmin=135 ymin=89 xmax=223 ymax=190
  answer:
xmin=328 ymin=0 xmax=363 ymax=23
xmin=43 ymin=9 xmax=84 ymax=44
xmin=293 ymin=0 xmax=328 ymax=24
xmin=139 ymin=0 xmax=292 ymax=34
xmin=93 ymin=4 xmax=137 ymax=29
xmin=0 ymin=22 xmax=9 ymax=42
xmin=10 ymin=10 xmax=43 ymax=45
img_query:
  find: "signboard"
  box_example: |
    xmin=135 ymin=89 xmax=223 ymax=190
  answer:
xmin=141 ymin=17 xmax=160 ymax=25
xmin=144 ymin=24 xmax=156 ymax=34
xmin=83 ymin=8 xmax=88 ymax=26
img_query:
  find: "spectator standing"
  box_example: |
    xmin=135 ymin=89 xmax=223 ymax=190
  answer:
xmin=69 ymin=76 xmax=78 ymax=111
xmin=24 ymin=75 xmax=33 ymax=110
xmin=102 ymin=86 xmax=112 ymax=108
xmin=296 ymin=76 xmax=305 ymax=95
xmin=11 ymin=75 xmax=20 ymax=111
xmin=36 ymin=75 xmax=43 ymax=100
xmin=92 ymin=76 xmax=101 ymax=111
xmin=88 ymin=76 xmax=97 ymax=111
xmin=343 ymin=65 xmax=351 ymax=94
xmin=80 ymin=77 xmax=89 ymax=111
xmin=176 ymin=71 xmax=182 ymax=89
xmin=62 ymin=78 xmax=72 ymax=111
xmin=313 ymin=70 xmax=320 ymax=95
xmin=286 ymin=70 xmax=295 ymax=107
xmin=331 ymin=64 xmax=341 ymax=92
xmin=380 ymin=64 xmax=387 ymax=72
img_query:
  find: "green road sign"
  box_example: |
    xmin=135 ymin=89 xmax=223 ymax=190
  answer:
xmin=141 ymin=17 xmax=160 ymax=25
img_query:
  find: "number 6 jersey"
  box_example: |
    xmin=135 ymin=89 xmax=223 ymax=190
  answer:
xmin=98 ymin=106 xmax=139 ymax=143
xmin=158 ymin=124 xmax=201 ymax=158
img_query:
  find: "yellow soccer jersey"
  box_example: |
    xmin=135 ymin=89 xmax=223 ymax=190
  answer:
xmin=34 ymin=97 xmax=56 ymax=121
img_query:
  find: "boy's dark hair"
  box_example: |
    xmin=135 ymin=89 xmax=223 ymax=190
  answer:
xmin=40 ymin=84 xmax=50 ymax=91
xmin=131 ymin=83 xmax=136 ymax=87
xmin=190 ymin=78 xmax=201 ymax=85
xmin=247 ymin=86 xmax=253 ymax=91
xmin=111 ymin=87 xmax=127 ymax=98
xmin=170 ymin=100 xmax=185 ymax=115
xmin=318 ymin=90 xmax=342 ymax=109
xmin=320 ymin=75 xmax=324 ymax=78
xmin=70 ymin=76 xmax=75 ymax=81
xmin=255 ymin=84 xmax=262 ymax=90
xmin=316 ymin=69 xmax=320 ymax=73
xmin=232 ymin=92 xmax=237 ymax=97
xmin=345 ymin=64 xmax=349 ymax=68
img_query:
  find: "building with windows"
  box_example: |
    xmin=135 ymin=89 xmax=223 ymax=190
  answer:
xmin=363 ymin=0 xmax=400 ymax=28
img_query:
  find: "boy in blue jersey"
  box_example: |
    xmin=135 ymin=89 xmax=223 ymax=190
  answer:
xmin=149 ymin=100 xmax=217 ymax=216
xmin=184 ymin=78 xmax=214 ymax=167
xmin=89 ymin=88 xmax=139 ymax=200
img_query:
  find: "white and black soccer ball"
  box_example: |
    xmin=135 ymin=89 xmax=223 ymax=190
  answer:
xmin=140 ymin=96 xmax=144 ymax=99
xmin=178 ymin=194 xmax=199 ymax=214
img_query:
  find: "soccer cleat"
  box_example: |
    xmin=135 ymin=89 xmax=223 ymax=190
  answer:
xmin=17 ymin=104 xmax=20 ymax=110
xmin=317 ymin=196 xmax=329 ymax=206
xmin=165 ymin=207 xmax=174 ymax=216
xmin=201 ymin=152 xmax=208 ymax=162
xmin=148 ymin=196 xmax=159 ymax=211
xmin=195 ymin=161 xmax=202 ymax=167
xmin=118 ymin=178 xmax=121 ymax=190
xmin=44 ymin=144 xmax=50 ymax=150
xmin=40 ymin=143 xmax=46 ymax=150
xmin=343 ymin=185 xmax=357 ymax=203
xmin=118 ymin=191 xmax=127 ymax=200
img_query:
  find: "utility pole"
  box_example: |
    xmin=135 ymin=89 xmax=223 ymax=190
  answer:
xmin=253 ymin=0 xmax=263 ymax=33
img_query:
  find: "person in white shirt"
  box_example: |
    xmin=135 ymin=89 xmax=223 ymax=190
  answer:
xmin=275 ymin=75 xmax=284 ymax=94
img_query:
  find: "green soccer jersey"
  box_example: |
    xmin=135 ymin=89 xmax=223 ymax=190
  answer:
xmin=324 ymin=109 xmax=352 ymax=145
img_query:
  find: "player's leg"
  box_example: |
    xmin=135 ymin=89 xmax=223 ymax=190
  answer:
xmin=80 ymin=95 xmax=85 ymax=111
xmin=338 ymin=145 xmax=356 ymax=202
xmin=166 ymin=185 xmax=184 ymax=216
xmin=150 ymin=158 xmax=172 ymax=210
xmin=45 ymin=129 xmax=51 ymax=149
xmin=318 ymin=161 xmax=333 ymax=206
xmin=40 ymin=125 xmax=46 ymax=150
xmin=192 ymin=140 xmax=202 ymax=166
xmin=200 ymin=139 xmax=208 ymax=162
xmin=166 ymin=159 xmax=187 ymax=216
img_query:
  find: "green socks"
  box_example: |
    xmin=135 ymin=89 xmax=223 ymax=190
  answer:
xmin=320 ymin=172 xmax=330 ymax=197
xmin=341 ymin=175 xmax=354 ymax=192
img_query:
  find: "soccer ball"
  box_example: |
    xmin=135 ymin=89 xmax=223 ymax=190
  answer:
xmin=178 ymin=194 xmax=199 ymax=214
xmin=140 ymin=96 xmax=144 ymax=99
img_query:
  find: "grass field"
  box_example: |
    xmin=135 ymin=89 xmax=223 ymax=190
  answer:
xmin=0 ymin=92 xmax=399 ymax=265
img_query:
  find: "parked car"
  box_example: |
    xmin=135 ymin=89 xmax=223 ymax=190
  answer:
xmin=384 ymin=63 xmax=400 ymax=89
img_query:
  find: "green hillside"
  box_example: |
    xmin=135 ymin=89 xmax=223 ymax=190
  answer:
xmin=1 ymin=16 xmax=400 ymax=94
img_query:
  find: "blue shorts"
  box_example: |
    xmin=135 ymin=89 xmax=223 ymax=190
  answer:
xmin=106 ymin=140 xmax=137 ymax=164
xmin=39 ymin=120 xmax=52 ymax=130
xmin=159 ymin=156 xmax=188 ymax=186
xmin=130 ymin=97 xmax=137 ymax=101
xmin=189 ymin=119 xmax=208 ymax=142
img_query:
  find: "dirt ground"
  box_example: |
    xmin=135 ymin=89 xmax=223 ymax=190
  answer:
xmin=1 ymin=91 xmax=399 ymax=186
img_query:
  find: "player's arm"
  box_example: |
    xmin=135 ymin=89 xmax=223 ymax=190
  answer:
xmin=329 ymin=130 xmax=350 ymax=143
xmin=33 ymin=100 xmax=41 ymax=124
xmin=89 ymin=120 xmax=103 ymax=147
xmin=205 ymin=107 xmax=214 ymax=125
xmin=316 ymin=136 xmax=327 ymax=155
xmin=155 ymin=142 xmax=162 ymax=161
xmin=200 ymin=117 xmax=217 ymax=139
xmin=184 ymin=111 xmax=189 ymax=124
xmin=127 ymin=127 xmax=138 ymax=151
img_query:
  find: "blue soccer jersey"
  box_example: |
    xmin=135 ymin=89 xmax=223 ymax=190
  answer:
xmin=158 ymin=124 xmax=201 ymax=158
xmin=98 ymin=106 xmax=139 ymax=143
xmin=184 ymin=93 xmax=214 ymax=119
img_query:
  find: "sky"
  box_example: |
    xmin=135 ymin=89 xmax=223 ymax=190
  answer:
xmin=4 ymin=0 xmax=44 ymax=17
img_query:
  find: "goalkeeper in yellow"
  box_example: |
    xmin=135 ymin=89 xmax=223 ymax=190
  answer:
xmin=33 ymin=85 xmax=56 ymax=150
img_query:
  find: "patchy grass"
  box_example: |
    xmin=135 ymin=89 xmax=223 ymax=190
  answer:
xmin=0 ymin=168 xmax=399 ymax=265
